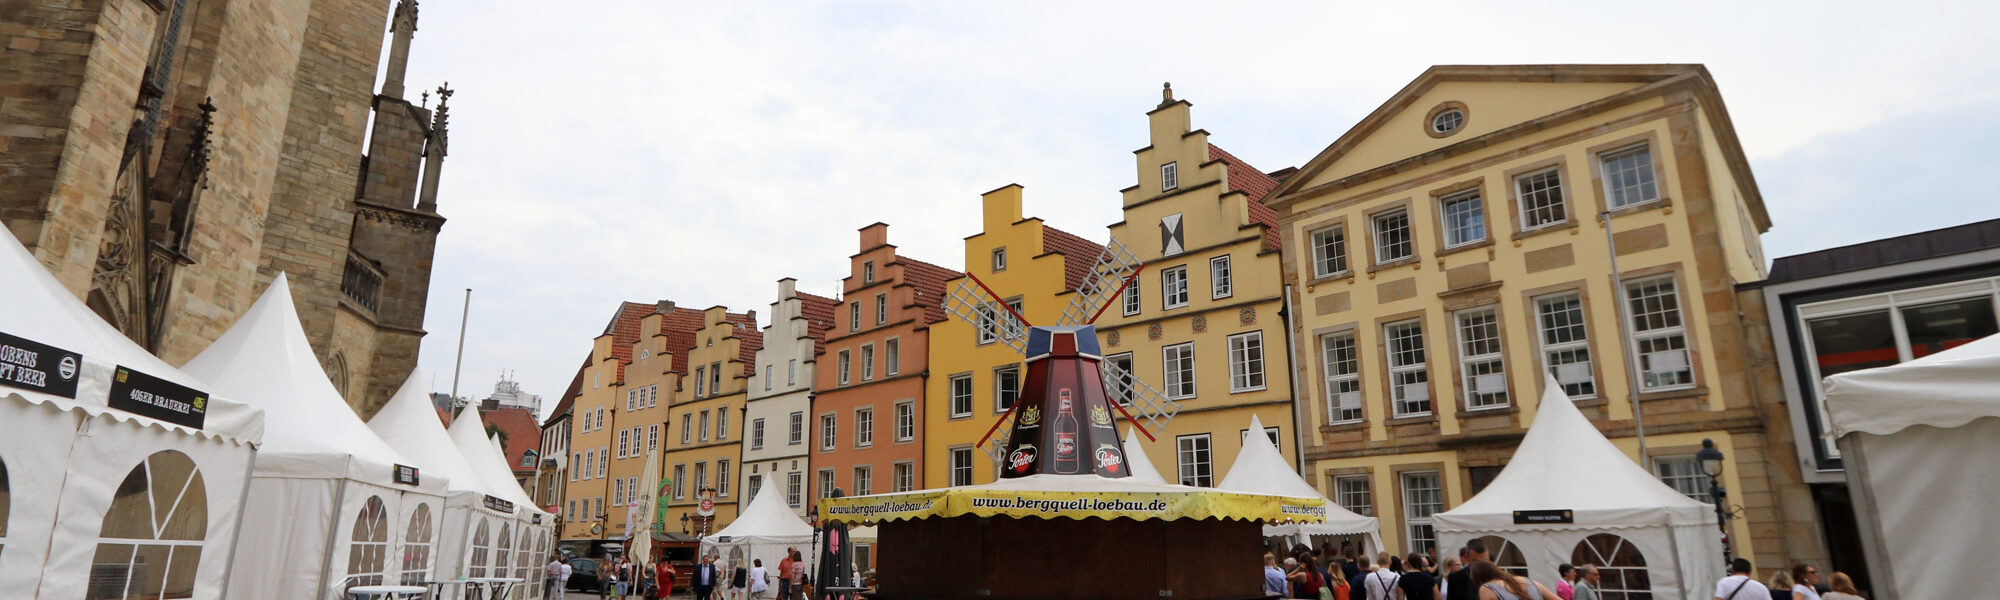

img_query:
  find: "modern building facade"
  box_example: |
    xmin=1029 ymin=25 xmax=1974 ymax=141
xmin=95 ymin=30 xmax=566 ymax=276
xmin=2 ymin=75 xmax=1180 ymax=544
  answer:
xmin=923 ymin=186 xmax=1104 ymax=488
xmin=745 ymin=278 xmax=838 ymax=516
xmin=812 ymin=224 xmax=957 ymax=506
xmin=1094 ymin=88 xmax=1300 ymax=488
xmin=1749 ymin=217 xmax=2000 ymax=588
xmin=2 ymin=0 xmax=450 ymax=415
xmin=1265 ymin=65 xmax=1823 ymax=571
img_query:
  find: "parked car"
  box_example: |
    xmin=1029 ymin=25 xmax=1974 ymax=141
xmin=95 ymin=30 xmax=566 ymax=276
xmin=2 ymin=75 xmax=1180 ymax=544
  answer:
xmin=566 ymin=557 xmax=611 ymax=594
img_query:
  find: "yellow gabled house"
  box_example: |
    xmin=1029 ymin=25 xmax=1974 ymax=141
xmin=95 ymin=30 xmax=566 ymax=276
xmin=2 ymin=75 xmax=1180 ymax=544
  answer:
xmin=922 ymin=185 xmax=1104 ymax=488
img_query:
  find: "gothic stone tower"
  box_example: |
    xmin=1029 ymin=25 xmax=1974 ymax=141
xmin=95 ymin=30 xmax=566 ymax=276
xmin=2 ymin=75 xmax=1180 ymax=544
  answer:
xmin=0 ymin=0 xmax=448 ymax=416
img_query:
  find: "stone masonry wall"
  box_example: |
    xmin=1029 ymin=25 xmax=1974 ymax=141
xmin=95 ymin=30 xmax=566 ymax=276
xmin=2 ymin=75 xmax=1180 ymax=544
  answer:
xmin=359 ymin=96 xmax=427 ymax=210
xmin=257 ymin=0 xmax=389 ymax=354
xmin=0 ymin=0 xmax=157 ymax=293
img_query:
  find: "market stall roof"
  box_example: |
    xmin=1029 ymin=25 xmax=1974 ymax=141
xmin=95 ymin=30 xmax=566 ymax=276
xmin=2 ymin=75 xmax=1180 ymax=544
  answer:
xmin=1435 ymin=377 xmax=1711 ymax=530
xmin=447 ymin=405 xmax=544 ymax=514
xmin=705 ymin=475 xmax=814 ymax=542
xmin=0 ymin=230 xmax=262 ymax=442
xmin=1824 ymin=333 xmax=2000 ymax=436
xmin=183 ymin=274 xmax=430 ymax=487
xmin=1123 ymin=426 xmax=1169 ymax=486
xmin=368 ymin=371 xmax=494 ymax=497
xmin=1218 ymin=415 xmax=1380 ymax=538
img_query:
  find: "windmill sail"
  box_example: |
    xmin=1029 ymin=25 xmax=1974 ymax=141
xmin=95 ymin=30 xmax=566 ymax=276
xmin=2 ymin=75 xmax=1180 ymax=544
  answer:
xmin=941 ymin=278 xmax=1026 ymax=355
xmin=1059 ymin=239 xmax=1143 ymax=327
xmin=1100 ymin=359 xmax=1181 ymax=433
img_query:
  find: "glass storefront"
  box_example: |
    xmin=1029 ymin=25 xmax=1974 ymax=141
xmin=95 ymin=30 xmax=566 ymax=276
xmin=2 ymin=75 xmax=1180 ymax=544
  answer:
xmin=1799 ymin=277 xmax=2000 ymax=459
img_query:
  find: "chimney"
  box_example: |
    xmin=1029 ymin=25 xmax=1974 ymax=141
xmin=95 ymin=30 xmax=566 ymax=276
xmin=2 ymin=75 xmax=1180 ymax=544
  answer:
xmin=656 ymin=300 xmax=676 ymax=314
xmin=778 ymin=278 xmax=797 ymax=299
xmin=980 ymin=184 xmax=1024 ymax=232
xmin=859 ymin=222 xmax=890 ymax=251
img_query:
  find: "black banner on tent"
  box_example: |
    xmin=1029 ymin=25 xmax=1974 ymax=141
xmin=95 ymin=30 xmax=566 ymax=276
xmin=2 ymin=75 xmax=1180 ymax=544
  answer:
xmin=0 ymin=330 xmax=82 ymax=399
xmin=485 ymin=495 xmax=515 ymax=512
xmin=532 ymin=513 xmax=543 ymax=524
xmin=394 ymin=464 xmax=420 ymax=486
xmin=1513 ymin=509 xmax=1574 ymax=525
xmin=107 ymin=365 xmax=207 ymax=430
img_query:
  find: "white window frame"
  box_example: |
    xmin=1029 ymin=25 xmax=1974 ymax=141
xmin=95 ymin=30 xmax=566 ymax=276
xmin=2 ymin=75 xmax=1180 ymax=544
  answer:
xmin=1226 ymin=331 xmax=1266 ymax=393
xmin=1122 ymin=279 xmax=1142 ymax=316
xmin=699 ymin=410 xmax=710 ymax=442
xmin=1438 ymin=189 xmax=1486 ymax=248
xmin=717 ymin=406 xmax=728 ymax=440
xmin=681 ymin=414 xmax=692 ymax=444
xmin=1311 ymin=226 xmax=1348 ymax=278
xmin=893 ymin=461 xmax=915 ymax=492
xmin=820 ymin=413 xmax=838 ymax=452
xmin=786 ymin=472 xmax=803 ymax=507
xmin=993 ymin=365 xmax=1021 ymax=414
xmin=693 ymin=462 xmax=707 ymax=498
xmin=617 ymin=429 xmax=629 ymax=458
xmin=894 ymin=401 xmax=915 ymax=442
xmin=855 ymin=407 xmax=874 ymax=448
xmin=1535 ymin=292 xmax=1597 ymax=399
xmin=648 ymin=424 xmax=659 ymax=452
xmin=1653 ymin=455 xmax=1708 ymax=501
xmin=788 ymin=411 xmax=805 ymax=446
xmin=1105 ymin=352 xmax=1135 ymax=406
xmin=1161 ymin=161 xmax=1179 ymax=191
xmin=1321 ymin=332 xmax=1363 ymax=424
xmin=1454 ymin=307 xmax=1509 ymax=410
xmin=787 ymin=359 xmax=797 ymax=385
xmin=709 ymin=362 xmax=720 ymax=395
xmin=850 ymin=302 xmax=860 ymax=332
xmin=673 ymin=465 xmax=686 ymax=500
xmin=694 ymin=366 xmax=706 ymax=398
xmin=860 ymin=344 xmax=875 ymax=381
xmin=991 ymin=248 xmax=1007 ymax=272
xmin=876 ymin=293 xmax=888 ymax=325
xmin=862 ymin=260 xmax=875 ymax=284
xmin=751 ymin=418 xmax=766 ymax=450
xmin=764 ymin=365 xmax=773 ymax=391
xmin=1372 ymin=210 xmax=1413 ymax=264
xmin=1162 ymin=342 xmax=1196 ymax=400
xmin=1401 ymin=471 xmax=1442 ymax=554
xmin=817 ymin=469 xmax=836 ymax=502
xmin=1599 ymin=143 xmax=1661 ymax=209
xmin=948 ymin=373 xmax=974 ymax=418
xmin=1161 ymin=266 xmax=1189 ymax=309
xmin=852 ymin=465 xmax=873 ymax=496
xmin=885 ymin=338 xmax=900 ymax=376
xmin=975 ymin=303 xmax=1000 ymax=345
xmin=747 ymin=474 xmax=762 ymax=504
xmin=837 ymin=349 xmax=852 ymax=385
xmin=949 ymin=447 xmax=975 ymax=487
xmin=1385 ymin=319 xmax=1432 ymax=417
xmin=1334 ymin=475 xmax=1373 ymax=516
xmin=1624 ymin=276 xmax=1696 ymax=391
xmin=717 ymin=460 xmax=731 ymax=496
xmin=1515 ymin=167 xmax=1567 ymax=231
xmin=1176 ymin=434 xmax=1213 ymax=487
xmin=1210 ymin=255 xmax=1233 ymax=299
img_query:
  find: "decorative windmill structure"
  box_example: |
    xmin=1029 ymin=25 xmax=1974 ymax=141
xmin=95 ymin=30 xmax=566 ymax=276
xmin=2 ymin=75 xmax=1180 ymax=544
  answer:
xmin=939 ymin=239 xmax=1181 ymax=471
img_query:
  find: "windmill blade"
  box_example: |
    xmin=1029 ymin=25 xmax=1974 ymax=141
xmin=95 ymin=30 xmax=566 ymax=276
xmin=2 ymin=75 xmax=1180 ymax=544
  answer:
xmin=979 ymin=411 xmax=1016 ymax=465
xmin=1100 ymin=359 xmax=1181 ymax=433
xmin=941 ymin=279 xmax=1026 ymax=355
xmin=1059 ymin=239 xmax=1143 ymax=326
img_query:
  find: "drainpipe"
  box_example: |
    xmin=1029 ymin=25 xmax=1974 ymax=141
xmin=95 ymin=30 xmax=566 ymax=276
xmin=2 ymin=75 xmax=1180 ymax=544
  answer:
xmin=1281 ymin=284 xmax=1308 ymax=475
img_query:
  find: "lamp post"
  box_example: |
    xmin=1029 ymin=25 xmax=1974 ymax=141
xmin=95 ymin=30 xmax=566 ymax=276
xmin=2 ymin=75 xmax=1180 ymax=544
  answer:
xmin=680 ymin=513 xmax=691 ymax=535
xmin=1696 ymin=438 xmax=1732 ymax=565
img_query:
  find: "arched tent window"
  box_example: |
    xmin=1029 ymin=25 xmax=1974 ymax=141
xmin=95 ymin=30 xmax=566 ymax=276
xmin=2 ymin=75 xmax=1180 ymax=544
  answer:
xmin=535 ymin=533 xmax=550 ymax=599
xmin=1572 ymin=534 xmax=1652 ymax=600
xmin=1474 ymin=535 xmax=1529 ymax=577
xmin=88 ymin=450 xmax=207 ymax=600
xmin=468 ymin=519 xmax=491 ymax=578
xmin=400 ymin=503 xmax=434 ymax=586
xmin=346 ymin=496 xmax=390 ymax=589
xmin=515 ymin=526 xmax=534 ymax=595
xmin=493 ymin=522 xmax=513 ymax=582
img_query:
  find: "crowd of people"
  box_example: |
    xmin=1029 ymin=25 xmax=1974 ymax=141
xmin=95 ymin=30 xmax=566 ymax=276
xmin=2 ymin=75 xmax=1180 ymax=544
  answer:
xmin=540 ymin=548 xmax=813 ymax=600
xmin=1259 ymin=540 xmax=1869 ymax=600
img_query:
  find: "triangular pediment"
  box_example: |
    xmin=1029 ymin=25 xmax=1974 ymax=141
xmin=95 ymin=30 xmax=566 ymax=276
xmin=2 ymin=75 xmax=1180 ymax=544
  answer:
xmin=1271 ymin=65 xmax=1704 ymax=202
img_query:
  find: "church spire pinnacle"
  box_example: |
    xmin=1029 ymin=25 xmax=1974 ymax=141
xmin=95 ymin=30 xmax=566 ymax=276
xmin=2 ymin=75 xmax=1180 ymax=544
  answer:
xmin=382 ymin=0 xmax=420 ymax=98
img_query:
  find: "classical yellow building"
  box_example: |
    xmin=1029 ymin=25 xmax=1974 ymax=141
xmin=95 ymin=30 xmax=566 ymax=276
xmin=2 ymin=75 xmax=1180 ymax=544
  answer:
xmin=1094 ymin=88 xmax=1299 ymax=486
xmin=922 ymin=185 xmax=1104 ymax=488
xmin=659 ymin=306 xmax=762 ymax=534
xmin=1265 ymin=65 xmax=1821 ymax=570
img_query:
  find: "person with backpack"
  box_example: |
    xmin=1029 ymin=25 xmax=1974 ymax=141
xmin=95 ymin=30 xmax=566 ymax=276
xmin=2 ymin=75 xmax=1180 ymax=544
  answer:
xmin=1714 ymin=558 xmax=1772 ymax=600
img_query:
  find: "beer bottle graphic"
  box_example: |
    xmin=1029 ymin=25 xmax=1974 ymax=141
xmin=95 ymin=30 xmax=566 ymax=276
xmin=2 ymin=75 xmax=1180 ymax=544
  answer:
xmin=1053 ymin=389 xmax=1080 ymax=473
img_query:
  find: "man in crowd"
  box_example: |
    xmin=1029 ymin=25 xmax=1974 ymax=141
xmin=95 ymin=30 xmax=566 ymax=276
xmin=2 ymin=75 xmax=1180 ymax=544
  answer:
xmin=1263 ymin=552 xmax=1288 ymax=597
xmin=777 ymin=547 xmax=796 ymax=600
xmin=1572 ymin=565 xmax=1601 ymax=600
xmin=1714 ymin=558 xmax=1770 ymax=600
xmin=1445 ymin=540 xmax=1488 ymax=600
xmin=1364 ymin=552 xmax=1402 ymax=600
xmin=1350 ymin=554 xmax=1374 ymax=599
xmin=693 ymin=554 xmax=721 ymax=600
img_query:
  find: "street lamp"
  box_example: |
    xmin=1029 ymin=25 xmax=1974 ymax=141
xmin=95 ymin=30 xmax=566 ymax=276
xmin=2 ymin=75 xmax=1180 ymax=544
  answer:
xmin=680 ymin=513 xmax=691 ymax=534
xmin=1696 ymin=438 xmax=1732 ymax=565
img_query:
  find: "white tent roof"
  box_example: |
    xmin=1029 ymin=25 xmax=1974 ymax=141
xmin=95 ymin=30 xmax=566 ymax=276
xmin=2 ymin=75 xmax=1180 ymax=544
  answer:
xmin=1218 ymin=415 xmax=1380 ymax=537
xmin=446 ymin=405 xmax=544 ymax=514
xmin=183 ymin=274 xmax=433 ymax=489
xmin=367 ymin=371 xmax=493 ymax=497
xmin=706 ymin=475 xmax=814 ymax=542
xmin=1824 ymin=333 xmax=2000 ymax=437
xmin=1436 ymin=377 xmax=1712 ymax=529
xmin=1123 ymin=426 xmax=1169 ymax=485
xmin=0 ymin=230 xmax=261 ymax=442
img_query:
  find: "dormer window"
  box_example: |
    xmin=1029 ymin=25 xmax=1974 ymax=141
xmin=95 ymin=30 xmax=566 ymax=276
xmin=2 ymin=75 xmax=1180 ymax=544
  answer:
xmin=992 ymin=248 xmax=1008 ymax=272
xmin=1161 ymin=162 xmax=1179 ymax=191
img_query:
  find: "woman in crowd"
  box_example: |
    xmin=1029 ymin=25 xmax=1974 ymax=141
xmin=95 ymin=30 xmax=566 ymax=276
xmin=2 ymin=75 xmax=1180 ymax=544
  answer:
xmin=1554 ymin=564 xmax=1575 ymax=600
xmin=1468 ymin=560 xmax=1559 ymax=600
xmin=1820 ymin=573 xmax=1864 ymax=600
xmin=1435 ymin=556 xmax=1460 ymax=600
xmin=1767 ymin=569 xmax=1795 ymax=600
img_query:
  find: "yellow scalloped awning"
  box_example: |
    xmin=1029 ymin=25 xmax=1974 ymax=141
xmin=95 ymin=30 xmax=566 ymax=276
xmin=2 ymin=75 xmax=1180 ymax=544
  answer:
xmin=818 ymin=485 xmax=1329 ymax=525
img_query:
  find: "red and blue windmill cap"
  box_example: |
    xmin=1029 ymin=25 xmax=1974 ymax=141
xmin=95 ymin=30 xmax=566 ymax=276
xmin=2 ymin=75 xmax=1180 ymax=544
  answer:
xmin=1026 ymin=325 xmax=1101 ymax=362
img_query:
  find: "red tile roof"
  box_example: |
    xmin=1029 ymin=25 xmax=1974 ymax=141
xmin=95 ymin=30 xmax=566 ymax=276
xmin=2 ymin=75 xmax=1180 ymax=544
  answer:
xmin=658 ymin=308 xmax=758 ymax=376
xmin=734 ymin=326 xmax=765 ymax=376
xmin=480 ymin=405 xmax=544 ymax=477
xmin=895 ymin=255 xmax=962 ymax=324
xmin=796 ymin=291 xmax=840 ymax=355
xmin=1041 ymin=225 xmax=1107 ymax=292
xmin=601 ymin=302 xmax=659 ymax=383
xmin=1209 ymin=145 xmax=1283 ymax=252
xmin=543 ymin=355 xmax=589 ymax=427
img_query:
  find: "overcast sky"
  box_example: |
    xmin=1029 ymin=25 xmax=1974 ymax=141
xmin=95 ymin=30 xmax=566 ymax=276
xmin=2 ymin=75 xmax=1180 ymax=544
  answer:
xmin=393 ymin=1 xmax=2000 ymax=417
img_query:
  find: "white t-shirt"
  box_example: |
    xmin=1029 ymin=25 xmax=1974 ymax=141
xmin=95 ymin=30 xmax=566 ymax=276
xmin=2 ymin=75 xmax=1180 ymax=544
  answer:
xmin=1365 ymin=568 xmax=1402 ymax=600
xmin=1793 ymin=584 xmax=1821 ymax=600
xmin=750 ymin=566 xmax=770 ymax=593
xmin=1713 ymin=575 xmax=1769 ymax=600
xmin=559 ymin=563 xmax=573 ymax=581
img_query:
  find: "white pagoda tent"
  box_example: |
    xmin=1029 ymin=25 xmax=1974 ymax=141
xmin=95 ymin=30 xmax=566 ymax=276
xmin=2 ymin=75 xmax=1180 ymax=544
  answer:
xmin=1432 ymin=376 xmax=1721 ymax=600
xmin=1824 ymin=333 xmax=2000 ymax=600
xmin=1122 ymin=426 xmax=1171 ymax=486
xmin=0 ymin=227 xmax=263 ymax=600
xmin=1217 ymin=415 xmax=1383 ymax=553
xmin=447 ymin=405 xmax=555 ymax=595
xmin=701 ymin=476 xmax=815 ymax=575
xmin=184 ymin=275 xmax=449 ymax=599
xmin=367 ymin=371 xmax=523 ymax=591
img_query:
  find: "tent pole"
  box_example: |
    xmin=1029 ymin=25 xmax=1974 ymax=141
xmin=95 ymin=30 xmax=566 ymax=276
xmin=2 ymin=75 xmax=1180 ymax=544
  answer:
xmin=216 ymin=448 xmax=260 ymax=598
xmin=1600 ymin=211 xmax=1651 ymax=465
xmin=450 ymin=288 xmax=471 ymax=404
xmin=316 ymin=478 xmax=352 ymax=598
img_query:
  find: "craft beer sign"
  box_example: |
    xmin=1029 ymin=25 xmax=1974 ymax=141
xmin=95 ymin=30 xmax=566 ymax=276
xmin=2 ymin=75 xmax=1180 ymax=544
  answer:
xmin=108 ymin=365 xmax=208 ymax=430
xmin=0 ymin=331 xmax=82 ymax=399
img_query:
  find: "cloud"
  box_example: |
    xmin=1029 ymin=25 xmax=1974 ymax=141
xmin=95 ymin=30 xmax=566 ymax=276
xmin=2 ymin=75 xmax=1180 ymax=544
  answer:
xmin=389 ymin=0 xmax=2000 ymax=416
